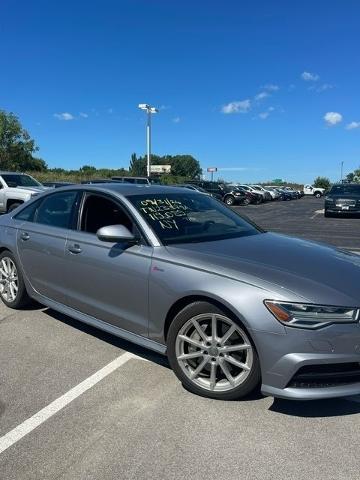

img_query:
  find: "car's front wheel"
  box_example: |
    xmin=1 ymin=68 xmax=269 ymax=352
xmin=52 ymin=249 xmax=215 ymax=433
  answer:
xmin=0 ymin=251 xmax=30 ymax=308
xmin=167 ymin=302 xmax=261 ymax=400
xmin=7 ymin=202 xmax=22 ymax=213
xmin=224 ymin=195 xmax=235 ymax=206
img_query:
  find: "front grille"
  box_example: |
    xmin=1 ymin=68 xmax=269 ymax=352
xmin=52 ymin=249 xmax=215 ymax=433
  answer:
xmin=287 ymin=363 xmax=360 ymax=388
xmin=336 ymin=199 xmax=356 ymax=207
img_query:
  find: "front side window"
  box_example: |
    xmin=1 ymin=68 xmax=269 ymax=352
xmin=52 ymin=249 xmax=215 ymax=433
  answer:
xmin=128 ymin=193 xmax=261 ymax=245
xmin=35 ymin=191 xmax=79 ymax=229
xmin=80 ymin=194 xmax=135 ymax=234
xmin=2 ymin=174 xmax=42 ymax=188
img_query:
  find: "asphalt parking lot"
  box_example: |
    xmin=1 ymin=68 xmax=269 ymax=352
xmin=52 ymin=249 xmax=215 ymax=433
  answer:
xmin=1 ymin=196 xmax=360 ymax=480
xmin=234 ymin=195 xmax=360 ymax=252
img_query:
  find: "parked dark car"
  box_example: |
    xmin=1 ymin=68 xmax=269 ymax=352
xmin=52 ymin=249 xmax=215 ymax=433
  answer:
xmin=174 ymin=184 xmax=222 ymax=201
xmin=42 ymin=181 xmax=75 ymax=188
xmin=324 ymin=184 xmax=360 ymax=217
xmin=187 ymin=181 xmax=248 ymax=206
xmin=235 ymin=186 xmax=262 ymax=205
xmin=275 ymin=188 xmax=293 ymax=201
xmin=81 ymin=179 xmax=124 ymax=184
xmin=112 ymin=176 xmax=161 ymax=185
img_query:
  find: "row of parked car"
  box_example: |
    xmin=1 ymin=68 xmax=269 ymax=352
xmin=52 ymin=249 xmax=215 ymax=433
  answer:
xmin=44 ymin=178 xmax=304 ymax=207
xmin=171 ymin=181 xmax=304 ymax=206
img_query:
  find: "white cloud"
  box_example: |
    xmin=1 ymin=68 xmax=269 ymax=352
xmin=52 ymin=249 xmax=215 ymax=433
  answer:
xmin=221 ymin=99 xmax=251 ymax=114
xmin=317 ymin=83 xmax=334 ymax=92
xmin=54 ymin=112 xmax=74 ymax=121
xmin=259 ymin=112 xmax=269 ymax=120
xmin=262 ymin=84 xmax=279 ymax=91
xmin=324 ymin=111 xmax=343 ymax=126
xmin=79 ymin=112 xmax=88 ymax=118
xmin=255 ymin=91 xmax=269 ymax=101
xmin=301 ymin=71 xmax=320 ymax=81
xmin=172 ymin=116 xmax=181 ymax=123
xmin=345 ymin=121 xmax=360 ymax=130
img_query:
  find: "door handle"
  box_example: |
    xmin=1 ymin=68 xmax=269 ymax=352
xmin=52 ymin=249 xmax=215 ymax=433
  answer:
xmin=67 ymin=244 xmax=82 ymax=254
xmin=20 ymin=232 xmax=30 ymax=241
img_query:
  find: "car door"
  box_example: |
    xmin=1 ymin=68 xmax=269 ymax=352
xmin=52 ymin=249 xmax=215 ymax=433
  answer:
xmin=63 ymin=192 xmax=152 ymax=336
xmin=16 ymin=190 xmax=81 ymax=303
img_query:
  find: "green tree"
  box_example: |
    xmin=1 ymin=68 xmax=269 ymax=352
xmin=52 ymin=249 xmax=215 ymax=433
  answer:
xmin=0 ymin=110 xmax=47 ymax=171
xmin=313 ymin=176 xmax=331 ymax=190
xmin=79 ymin=165 xmax=97 ymax=174
xmin=129 ymin=153 xmax=146 ymax=176
xmin=169 ymin=155 xmax=202 ymax=178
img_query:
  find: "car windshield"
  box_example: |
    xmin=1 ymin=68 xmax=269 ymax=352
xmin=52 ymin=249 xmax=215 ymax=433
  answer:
xmin=330 ymin=185 xmax=360 ymax=195
xmin=128 ymin=193 xmax=261 ymax=245
xmin=2 ymin=174 xmax=41 ymax=187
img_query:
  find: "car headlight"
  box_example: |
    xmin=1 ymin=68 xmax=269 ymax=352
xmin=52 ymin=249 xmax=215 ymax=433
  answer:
xmin=324 ymin=196 xmax=334 ymax=202
xmin=31 ymin=192 xmax=39 ymax=197
xmin=234 ymin=192 xmax=241 ymax=196
xmin=264 ymin=301 xmax=359 ymax=329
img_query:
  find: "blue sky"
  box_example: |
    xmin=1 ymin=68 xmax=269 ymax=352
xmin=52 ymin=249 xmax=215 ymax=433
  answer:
xmin=2 ymin=0 xmax=360 ymax=183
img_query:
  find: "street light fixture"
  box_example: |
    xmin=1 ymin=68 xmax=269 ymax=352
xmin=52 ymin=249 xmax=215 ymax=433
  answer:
xmin=138 ymin=103 xmax=158 ymax=177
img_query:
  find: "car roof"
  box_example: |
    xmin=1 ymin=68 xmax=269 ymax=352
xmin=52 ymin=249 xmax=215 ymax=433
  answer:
xmin=48 ymin=183 xmax=192 ymax=196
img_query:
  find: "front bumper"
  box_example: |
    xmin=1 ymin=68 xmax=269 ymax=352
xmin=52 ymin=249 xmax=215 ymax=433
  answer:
xmin=251 ymin=324 xmax=360 ymax=400
xmin=326 ymin=206 xmax=360 ymax=214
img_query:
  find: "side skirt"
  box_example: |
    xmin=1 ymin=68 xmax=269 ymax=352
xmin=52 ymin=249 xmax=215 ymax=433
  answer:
xmin=30 ymin=290 xmax=167 ymax=355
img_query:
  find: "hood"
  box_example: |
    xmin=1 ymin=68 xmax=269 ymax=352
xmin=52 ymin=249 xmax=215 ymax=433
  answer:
xmin=165 ymin=233 xmax=360 ymax=306
xmin=16 ymin=186 xmax=47 ymax=193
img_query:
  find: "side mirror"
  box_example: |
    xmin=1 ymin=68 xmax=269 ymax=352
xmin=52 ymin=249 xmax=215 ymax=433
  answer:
xmin=96 ymin=225 xmax=136 ymax=243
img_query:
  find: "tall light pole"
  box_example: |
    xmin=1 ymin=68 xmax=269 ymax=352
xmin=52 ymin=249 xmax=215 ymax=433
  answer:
xmin=340 ymin=161 xmax=344 ymax=182
xmin=138 ymin=104 xmax=158 ymax=177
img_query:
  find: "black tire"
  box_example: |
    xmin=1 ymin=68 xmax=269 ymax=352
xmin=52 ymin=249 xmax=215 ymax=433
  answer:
xmin=224 ymin=195 xmax=235 ymax=206
xmin=167 ymin=301 xmax=261 ymax=400
xmin=314 ymin=192 xmax=322 ymax=199
xmin=7 ymin=202 xmax=22 ymax=213
xmin=0 ymin=251 xmax=30 ymax=308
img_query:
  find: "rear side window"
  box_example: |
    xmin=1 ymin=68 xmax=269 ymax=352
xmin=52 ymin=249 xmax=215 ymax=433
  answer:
xmin=35 ymin=191 xmax=79 ymax=229
xmin=14 ymin=199 xmax=42 ymax=222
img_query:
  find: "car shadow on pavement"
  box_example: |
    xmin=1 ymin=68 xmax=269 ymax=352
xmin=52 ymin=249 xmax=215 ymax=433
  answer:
xmin=269 ymin=397 xmax=360 ymax=417
xmin=43 ymin=308 xmax=170 ymax=369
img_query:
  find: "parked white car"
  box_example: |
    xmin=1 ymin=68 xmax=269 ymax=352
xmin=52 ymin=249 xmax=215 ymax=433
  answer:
xmin=303 ymin=184 xmax=325 ymax=198
xmin=252 ymin=185 xmax=277 ymax=200
xmin=0 ymin=172 xmax=46 ymax=213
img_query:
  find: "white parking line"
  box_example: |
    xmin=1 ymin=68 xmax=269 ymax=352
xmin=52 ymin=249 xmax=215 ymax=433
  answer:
xmin=0 ymin=351 xmax=144 ymax=455
xmin=310 ymin=209 xmax=324 ymax=219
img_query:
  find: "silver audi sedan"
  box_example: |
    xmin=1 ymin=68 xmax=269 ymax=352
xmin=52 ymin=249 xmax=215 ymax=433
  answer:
xmin=1 ymin=184 xmax=360 ymax=401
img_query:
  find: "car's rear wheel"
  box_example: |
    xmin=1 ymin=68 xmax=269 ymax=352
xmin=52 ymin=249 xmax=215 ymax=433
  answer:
xmin=167 ymin=302 xmax=261 ymax=400
xmin=314 ymin=192 xmax=322 ymax=198
xmin=0 ymin=251 xmax=30 ymax=308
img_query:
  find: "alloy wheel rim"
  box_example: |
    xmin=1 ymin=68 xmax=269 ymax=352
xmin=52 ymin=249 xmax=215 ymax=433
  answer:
xmin=175 ymin=313 xmax=253 ymax=392
xmin=0 ymin=257 xmax=18 ymax=302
